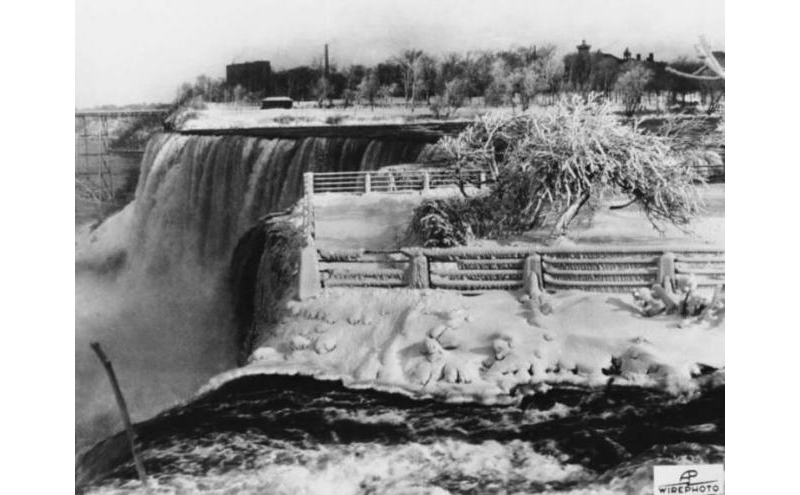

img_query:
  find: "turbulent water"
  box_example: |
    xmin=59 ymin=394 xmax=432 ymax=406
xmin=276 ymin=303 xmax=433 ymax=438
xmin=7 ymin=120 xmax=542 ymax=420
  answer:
xmin=78 ymin=375 xmax=723 ymax=494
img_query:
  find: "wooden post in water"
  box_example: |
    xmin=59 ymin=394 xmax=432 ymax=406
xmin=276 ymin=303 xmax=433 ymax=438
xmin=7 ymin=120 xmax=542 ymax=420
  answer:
xmin=90 ymin=342 xmax=149 ymax=487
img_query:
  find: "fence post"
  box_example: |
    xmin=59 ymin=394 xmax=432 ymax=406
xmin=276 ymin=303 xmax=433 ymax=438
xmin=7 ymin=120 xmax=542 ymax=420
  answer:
xmin=657 ymin=252 xmax=676 ymax=290
xmin=479 ymin=172 xmax=487 ymax=189
xmin=388 ymin=173 xmax=396 ymax=192
xmin=422 ymin=171 xmax=430 ymax=193
xmin=364 ymin=173 xmax=371 ymax=194
xmin=406 ymin=250 xmax=430 ymax=288
xmin=298 ymin=242 xmax=321 ymax=300
xmin=303 ymin=172 xmax=315 ymax=240
xmin=523 ymin=254 xmax=543 ymax=297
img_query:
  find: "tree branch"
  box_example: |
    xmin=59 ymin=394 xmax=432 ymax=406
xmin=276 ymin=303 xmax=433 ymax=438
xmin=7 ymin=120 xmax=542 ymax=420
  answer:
xmin=609 ymin=197 xmax=638 ymax=210
xmin=665 ymin=67 xmax=723 ymax=81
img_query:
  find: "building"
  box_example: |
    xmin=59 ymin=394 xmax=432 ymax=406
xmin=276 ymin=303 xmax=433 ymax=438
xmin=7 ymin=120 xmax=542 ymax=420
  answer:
xmin=260 ymin=97 xmax=293 ymax=110
xmin=226 ymin=61 xmax=272 ymax=94
xmin=564 ymin=40 xmax=669 ymax=93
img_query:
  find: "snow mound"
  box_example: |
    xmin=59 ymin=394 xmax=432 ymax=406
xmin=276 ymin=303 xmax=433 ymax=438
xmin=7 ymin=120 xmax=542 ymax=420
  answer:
xmin=213 ymin=288 xmax=723 ymax=402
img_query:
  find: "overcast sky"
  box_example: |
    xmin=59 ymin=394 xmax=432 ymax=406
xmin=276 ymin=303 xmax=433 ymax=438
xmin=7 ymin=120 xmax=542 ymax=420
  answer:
xmin=75 ymin=0 xmax=724 ymax=108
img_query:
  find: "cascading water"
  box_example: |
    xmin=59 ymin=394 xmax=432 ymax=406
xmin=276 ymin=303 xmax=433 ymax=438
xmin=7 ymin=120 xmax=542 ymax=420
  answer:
xmin=129 ymin=132 xmax=440 ymax=275
xmin=76 ymin=131 xmax=442 ymax=456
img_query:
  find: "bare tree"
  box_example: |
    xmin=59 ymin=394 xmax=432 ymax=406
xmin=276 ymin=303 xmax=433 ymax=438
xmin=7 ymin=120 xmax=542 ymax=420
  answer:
xmin=313 ymin=76 xmax=333 ymax=108
xmin=483 ymin=45 xmax=562 ymax=110
xmin=357 ymin=71 xmax=381 ymax=109
xmin=430 ymin=77 xmax=470 ymax=118
xmin=393 ymin=49 xmax=424 ymax=108
xmin=414 ymin=54 xmax=438 ymax=103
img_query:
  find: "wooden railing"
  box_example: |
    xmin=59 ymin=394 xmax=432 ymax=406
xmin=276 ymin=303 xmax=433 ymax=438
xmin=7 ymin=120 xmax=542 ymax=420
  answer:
xmin=315 ymin=246 xmax=724 ymax=293
xmin=310 ymin=170 xmax=487 ymax=194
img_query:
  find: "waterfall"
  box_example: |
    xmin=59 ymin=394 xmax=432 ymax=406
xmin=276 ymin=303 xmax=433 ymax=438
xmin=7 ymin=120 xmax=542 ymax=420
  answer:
xmin=75 ymin=130 xmax=441 ymax=453
xmin=129 ymin=132 xmax=439 ymax=275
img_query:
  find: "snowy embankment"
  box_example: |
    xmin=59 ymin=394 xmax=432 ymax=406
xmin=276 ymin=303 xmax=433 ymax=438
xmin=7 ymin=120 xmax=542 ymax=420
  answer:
xmin=178 ymin=102 xmax=503 ymax=130
xmin=203 ymin=287 xmax=723 ymax=402
xmin=312 ymin=184 xmax=725 ymax=251
xmin=313 ymin=188 xmax=471 ymax=250
xmin=202 ymin=183 xmax=725 ymax=403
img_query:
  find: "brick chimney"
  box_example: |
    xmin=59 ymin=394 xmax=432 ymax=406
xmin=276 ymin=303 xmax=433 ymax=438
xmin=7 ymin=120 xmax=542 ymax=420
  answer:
xmin=324 ymin=44 xmax=330 ymax=78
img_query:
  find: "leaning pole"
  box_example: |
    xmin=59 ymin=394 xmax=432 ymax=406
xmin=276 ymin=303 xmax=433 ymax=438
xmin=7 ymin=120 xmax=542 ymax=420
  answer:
xmin=89 ymin=342 xmax=149 ymax=487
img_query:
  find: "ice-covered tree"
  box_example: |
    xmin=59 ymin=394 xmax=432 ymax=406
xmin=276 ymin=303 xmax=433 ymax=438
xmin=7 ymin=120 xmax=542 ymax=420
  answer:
xmin=434 ymin=95 xmax=705 ymax=239
xmin=357 ymin=71 xmax=381 ymax=109
xmin=314 ymin=76 xmax=333 ymax=108
xmin=615 ymin=65 xmax=653 ymax=116
xmin=393 ymin=49 xmax=425 ymax=107
xmin=666 ymin=36 xmax=725 ymax=81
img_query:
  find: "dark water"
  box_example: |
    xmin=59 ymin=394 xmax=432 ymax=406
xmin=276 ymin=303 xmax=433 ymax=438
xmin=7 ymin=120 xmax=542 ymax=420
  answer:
xmin=78 ymin=374 xmax=724 ymax=494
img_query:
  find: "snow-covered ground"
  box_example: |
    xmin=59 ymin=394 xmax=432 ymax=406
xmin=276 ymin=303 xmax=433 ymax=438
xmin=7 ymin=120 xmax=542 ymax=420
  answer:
xmin=179 ymin=102 xmax=486 ymax=130
xmin=203 ymin=183 xmax=724 ymax=403
xmin=313 ymin=184 xmax=725 ymax=250
xmin=208 ymin=286 xmax=723 ymax=403
xmin=177 ymin=98 xmax=710 ymax=131
xmin=313 ymin=187 xmax=476 ymax=250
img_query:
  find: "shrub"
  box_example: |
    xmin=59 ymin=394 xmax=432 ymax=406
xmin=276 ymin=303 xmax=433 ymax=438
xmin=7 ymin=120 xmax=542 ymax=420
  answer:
xmin=408 ymin=179 xmax=541 ymax=247
xmin=408 ymin=198 xmax=474 ymax=247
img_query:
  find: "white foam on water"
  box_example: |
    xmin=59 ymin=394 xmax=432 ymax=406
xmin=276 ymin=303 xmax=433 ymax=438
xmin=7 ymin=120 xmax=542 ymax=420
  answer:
xmin=88 ymin=439 xmax=593 ymax=495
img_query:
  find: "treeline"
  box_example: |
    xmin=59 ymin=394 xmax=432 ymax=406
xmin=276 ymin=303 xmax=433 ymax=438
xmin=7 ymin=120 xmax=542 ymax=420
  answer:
xmin=176 ymin=44 xmax=724 ymax=115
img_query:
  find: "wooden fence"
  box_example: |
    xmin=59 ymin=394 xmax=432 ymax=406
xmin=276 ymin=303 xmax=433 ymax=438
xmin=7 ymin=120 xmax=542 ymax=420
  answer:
xmin=316 ymin=245 xmax=724 ymax=293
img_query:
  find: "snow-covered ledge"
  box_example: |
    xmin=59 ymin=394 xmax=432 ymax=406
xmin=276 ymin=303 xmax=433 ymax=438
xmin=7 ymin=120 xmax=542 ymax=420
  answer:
xmin=202 ymin=287 xmax=723 ymax=403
